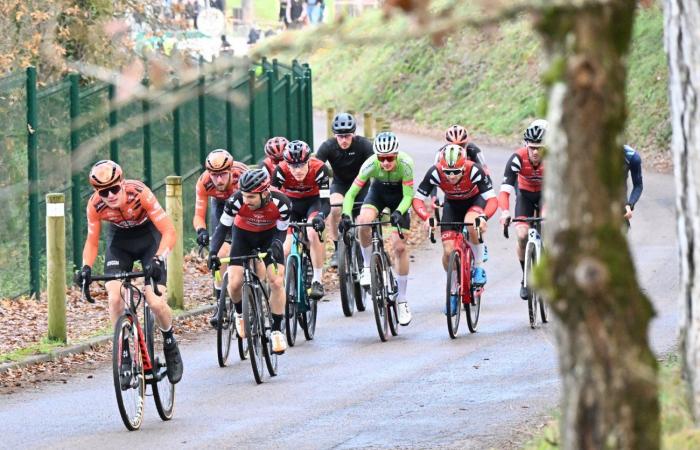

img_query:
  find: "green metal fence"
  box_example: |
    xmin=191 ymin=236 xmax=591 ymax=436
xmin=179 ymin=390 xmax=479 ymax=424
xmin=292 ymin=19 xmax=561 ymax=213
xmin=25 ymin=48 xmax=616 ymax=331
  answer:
xmin=0 ymin=58 xmax=313 ymax=299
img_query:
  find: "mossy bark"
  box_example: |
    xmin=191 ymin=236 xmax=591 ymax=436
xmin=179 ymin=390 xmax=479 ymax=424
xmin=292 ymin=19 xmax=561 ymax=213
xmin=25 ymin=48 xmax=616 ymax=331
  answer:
xmin=534 ymin=1 xmax=660 ymax=448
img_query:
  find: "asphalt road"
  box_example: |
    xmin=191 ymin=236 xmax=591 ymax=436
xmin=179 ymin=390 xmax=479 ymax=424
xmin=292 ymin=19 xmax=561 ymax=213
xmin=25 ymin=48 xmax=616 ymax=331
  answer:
xmin=0 ymin=122 xmax=678 ymax=449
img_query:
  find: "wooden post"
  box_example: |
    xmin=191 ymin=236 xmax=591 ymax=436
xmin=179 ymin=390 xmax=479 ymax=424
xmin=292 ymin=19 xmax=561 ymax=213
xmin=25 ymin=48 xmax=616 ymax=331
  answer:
xmin=326 ymin=107 xmax=335 ymax=138
xmin=363 ymin=112 xmax=374 ymax=138
xmin=46 ymin=193 xmax=66 ymax=342
xmin=166 ymin=177 xmax=184 ymax=310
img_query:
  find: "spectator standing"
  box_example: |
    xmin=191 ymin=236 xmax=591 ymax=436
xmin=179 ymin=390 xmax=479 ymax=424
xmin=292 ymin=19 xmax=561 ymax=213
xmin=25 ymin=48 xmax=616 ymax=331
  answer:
xmin=286 ymin=0 xmax=307 ymax=29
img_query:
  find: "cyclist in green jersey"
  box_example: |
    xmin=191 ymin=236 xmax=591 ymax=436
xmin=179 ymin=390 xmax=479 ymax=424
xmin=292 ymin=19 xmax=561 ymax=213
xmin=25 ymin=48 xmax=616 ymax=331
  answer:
xmin=338 ymin=132 xmax=415 ymax=326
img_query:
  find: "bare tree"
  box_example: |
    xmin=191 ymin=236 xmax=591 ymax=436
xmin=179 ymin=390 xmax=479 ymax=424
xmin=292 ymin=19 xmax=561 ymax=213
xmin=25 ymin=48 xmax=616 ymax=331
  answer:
xmin=534 ymin=0 xmax=660 ymax=448
xmin=664 ymin=0 xmax=700 ymax=423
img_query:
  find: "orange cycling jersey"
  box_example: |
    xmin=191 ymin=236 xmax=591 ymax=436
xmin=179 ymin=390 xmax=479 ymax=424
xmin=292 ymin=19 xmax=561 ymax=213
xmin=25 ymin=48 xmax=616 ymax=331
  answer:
xmin=82 ymin=180 xmax=176 ymax=267
xmin=193 ymin=162 xmax=248 ymax=230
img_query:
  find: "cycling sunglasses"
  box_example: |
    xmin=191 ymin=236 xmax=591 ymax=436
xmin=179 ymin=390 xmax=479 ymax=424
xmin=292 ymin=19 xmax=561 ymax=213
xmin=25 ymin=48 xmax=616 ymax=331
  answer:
xmin=289 ymin=162 xmax=307 ymax=169
xmin=98 ymin=184 xmax=121 ymax=198
xmin=335 ymin=133 xmax=353 ymax=139
xmin=377 ymin=155 xmax=396 ymax=163
xmin=443 ymin=168 xmax=464 ymax=176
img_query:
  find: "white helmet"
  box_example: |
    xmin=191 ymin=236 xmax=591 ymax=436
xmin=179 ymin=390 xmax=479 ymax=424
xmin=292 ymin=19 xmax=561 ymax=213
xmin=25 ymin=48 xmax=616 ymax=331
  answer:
xmin=524 ymin=119 xmax=548 ymax=147
xmin=373 ymin=132 xmax=399 ymax=155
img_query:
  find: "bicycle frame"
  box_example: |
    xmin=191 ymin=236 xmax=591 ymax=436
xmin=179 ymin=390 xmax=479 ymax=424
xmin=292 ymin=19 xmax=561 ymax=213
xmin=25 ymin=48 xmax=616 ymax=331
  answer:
xmin=523 ymin=223 xmax=543 ymax=292
xmin=287 ymin=224 xmax=313 ymax=311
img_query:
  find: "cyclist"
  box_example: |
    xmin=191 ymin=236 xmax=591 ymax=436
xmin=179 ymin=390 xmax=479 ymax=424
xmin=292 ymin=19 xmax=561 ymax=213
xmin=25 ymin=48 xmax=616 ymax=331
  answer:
xmin=315 ymin=112 xmax=374 ymax=267
xmin=339 ymin=131 xmax=415 ymax=326
xmin=443 ymin=124 xmax=490 ymax=175
xmin=207 ymin=169 xmax=292 ymax=354
xmin=261 ymin=136 xmax=288 ymax=178
xmin=193 ymin=149 xmax=248 ymax=327
xmin=498 ymin=119 xmax=547 ymax=300
xmin=623 ymin=144 xmax=643 ymax=221
xmin=75 ymin=160 xmax=183 ymax=384
xmin=272 ymin=140 xmax=331 ymax=300
xmin=412 ymin=145 xmax=497 ymax=311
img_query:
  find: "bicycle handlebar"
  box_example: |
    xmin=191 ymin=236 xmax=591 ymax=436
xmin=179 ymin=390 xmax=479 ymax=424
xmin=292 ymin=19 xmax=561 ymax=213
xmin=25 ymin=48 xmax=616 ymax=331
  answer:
xmin=81 ymin=271 xmax=161 ymax=304
xmin=350 ymin=220 xmax=404 ymax=240
xmin=434 ymin=220 xmax=484 ymax=244
xmin=502 ymin=216 xmax=544 ymax=239
xmin=330 ymin=201 xmax=364 ymax=208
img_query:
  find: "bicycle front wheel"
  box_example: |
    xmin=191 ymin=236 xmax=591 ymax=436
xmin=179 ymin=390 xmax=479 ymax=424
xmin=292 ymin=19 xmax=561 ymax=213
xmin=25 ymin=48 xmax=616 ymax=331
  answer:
xmin=285 ymin=256 xmax=299 ymax=346
xmin=446 ymin=250 xmax=462 ymax=338
xmin=243 ymin=284 xmax=265 ymax=384
xmin=465 ymin=250 xmax=480 ymax=333
xmin=387 ymin=266 xmax=399 ymax=337
xmin=370 ymin=253 xmax=388 ymax=342
xmin=216 ymin=273 xmax=235 ymax=367
xmin=300 ymin=257 xmax=317 ymax=341
xmin=526 ymin=244 xmax=539 ymax=329
xmin=112 ymin=315 xmax=145 ymax=431
xmin=260 ymin=287 xmax=278 ymax=377
xmin=338 ymin=237 xmax=356 ymax=317
xmin=146 ymin=308 xmax=175 ymax=421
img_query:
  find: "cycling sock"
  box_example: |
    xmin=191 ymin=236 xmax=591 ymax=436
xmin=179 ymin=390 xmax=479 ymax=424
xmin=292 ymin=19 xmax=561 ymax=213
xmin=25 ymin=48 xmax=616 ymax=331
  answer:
xmin=234 ymin=301 xmax=242 ymax=314
xmin=519 ymin=260 xmax=525 ymax=281
xmin=333 ymin=240 xmax=338 ymax=251
xmin=313 ymin=268 xmax=322 ymax=283
xmin=160 ymin=326 xmax=174 ymax=339
xmin=361 ymin=245 xmax=372 ymax=267
xmin=397 ymin=275 xmax=408 ymax=302
xmin=271 ymin=313 xmax=283 ymax=331
xmin=214 ymin=287 xmax=221 ymax=299
xmin=467 ymin=241 xmax=483 ymax=268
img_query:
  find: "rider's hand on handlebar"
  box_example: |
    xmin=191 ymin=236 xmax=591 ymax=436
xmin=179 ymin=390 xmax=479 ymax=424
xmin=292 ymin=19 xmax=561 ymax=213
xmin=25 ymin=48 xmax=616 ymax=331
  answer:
xmin=207 ymin=253 xmax=221 ymax=271
xmin=499 ymin=210 xmax=511 ymax=226
xmin=267 ymin=239 xmax=284 ymax=264
xmin=75 ymin=264 xmax=92 ymax=287
xmin=311 ymin=214 xmax=326 ymax=232
xmin=146 ymin=256 xmax=165 ymax=284
xmin=390 ymin=210 xmax=403 ymax=227
xmin=338 ymin=214 xmax=352 ymax=234
xmin=196 ymin=228 xmax=210 ymax=247
xmin=624 ymin=204 xmax=633 ymax=220
xmin=477 ymin=215 xmax=488 ymax=233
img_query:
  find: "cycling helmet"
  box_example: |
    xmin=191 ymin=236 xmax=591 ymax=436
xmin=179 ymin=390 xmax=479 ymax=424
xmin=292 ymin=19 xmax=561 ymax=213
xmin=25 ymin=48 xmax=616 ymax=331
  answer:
xmin=445 ymin=125 xmax=469 ymax=146
xmin=89 ymin=160 xmax=123 ymax=189
xmin=265 ymin=136 xmax=288 ymax=161
xmin=524 ymin=119 xmax=548 ymax=147
xmin=205 ymin=149 xmax=234 ymax=172
xmin=437 ymin=144 xmax=468 ymax=170
xmin=373 ymin=131 xmax=399 ymax=155
xmin=332 ymin=112 xmax=357 ymax=134
xmin=283 ymin=140 xmax=311 ymax=164
xmin=238 ymin=169 xmax=270 ymax=193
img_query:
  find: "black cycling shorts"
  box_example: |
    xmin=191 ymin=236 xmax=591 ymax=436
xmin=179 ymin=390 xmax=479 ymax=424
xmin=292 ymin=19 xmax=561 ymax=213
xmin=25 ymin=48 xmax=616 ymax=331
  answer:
xmin=363 ymin=182 xmax=411 ymax=230
xmin=104 ymin=222 xmax=167 ymax=283
xmin=440 ymin=196 xmax=486 ymax=233
xmin=289 ymin=196 xmax=323 ymax=223
xmin=515 ymin=189 xmax=541 ymax=219
xmin=330 ymin=180 xmax=367 ymax=217
xmin=230 ymin=226 xmax=283 ymax=267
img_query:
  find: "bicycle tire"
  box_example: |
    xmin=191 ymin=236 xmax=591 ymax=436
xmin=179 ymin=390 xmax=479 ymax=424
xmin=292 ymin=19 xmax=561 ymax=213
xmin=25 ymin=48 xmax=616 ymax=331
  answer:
xmin=370 ymin=253 xmax=388 ymax=342
xmin=465 ymin=250 xmax=480 ymax=333
xmin=354 ymin=238 xmax=368 ymax=312
xmin=338 ymin=237 xmax=356 ymax=317
xmin=216 ymin=274 xmax=235 ymax=367
xmin=387 ymin=264 xmax=399 ymax=337
xmin=146 ymin=308 xmax=175 ymax=421
xmin=446 ymin=250 xmax=462 ymax=338
xmin=539 ymin=290 xmax=550 ymax=324
xmin=260 ymin=285 xmax=278 ymax=377
xmin=285 ymin=256 xmax=299 ymax=346
xmin=243 ymin=284 xmax=264 ymax=384
xmin=301 ymin=255 xmax=317 ymax=341
xmin=526 ymin=244 xmax=539 ymax=329
xmin=112 ymin=315 xmax=145 ymax=431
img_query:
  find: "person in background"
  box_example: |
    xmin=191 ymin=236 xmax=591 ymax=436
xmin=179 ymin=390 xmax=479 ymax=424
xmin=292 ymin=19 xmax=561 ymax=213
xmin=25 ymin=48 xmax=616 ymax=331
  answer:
xmin=286 ymin=0 xmax=307 ymax=29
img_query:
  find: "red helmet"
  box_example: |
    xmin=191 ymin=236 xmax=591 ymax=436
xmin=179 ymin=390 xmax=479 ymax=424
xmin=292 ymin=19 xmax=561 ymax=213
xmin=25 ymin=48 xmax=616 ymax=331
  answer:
xmin=89 ymin=160 xmax=123 ymax=189
xmin=265 ymin=137 xmax=288 ymax=161
xmin=437 ymin=144 xmax=468 ymax=170
xmin=445 ymin=125 xmax=469 ymax=146
xmin=283 ymin=140 xmax=311 ymax=164
xmin=205 ymin=149 xmax=234 ymax=173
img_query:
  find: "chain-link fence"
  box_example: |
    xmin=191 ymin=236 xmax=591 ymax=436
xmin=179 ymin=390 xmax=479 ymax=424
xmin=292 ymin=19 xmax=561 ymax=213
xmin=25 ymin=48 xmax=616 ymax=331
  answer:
xmin=0 ymin=57 xmax=313 ymax=299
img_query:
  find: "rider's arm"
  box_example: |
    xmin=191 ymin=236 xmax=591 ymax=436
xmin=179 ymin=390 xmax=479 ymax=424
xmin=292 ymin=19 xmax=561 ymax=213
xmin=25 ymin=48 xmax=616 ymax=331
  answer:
xmin=271 ymin=166 xmax=285 ymax=189
xmin=272 ymin=191 xmax=291 ymax=242
xmin=396 ymin=157 xmax=415 ymax=214
xmin=498 ymin=153 xmax=520 ymax=211
xmin=142 ymin=188 xmax=176 ymax=258
xmin=193 ymin=173 xmax=209 ymax=231
xmin=210 ymin=194 xmax=240 ymax=254
xmin=342 ymin=157 xmax=374 ymax=216
xmin=411 ymin=166 xmax=439 ymax=221
xmin=81 ymin=198 xmax=102 ymax=267
xmin=471 ymin=165 xmax=497 ymax=218
xmin=627 ymin=151 xmax=643 ymax=209
xmin=317 ymin=164 xmax=332 ymax=217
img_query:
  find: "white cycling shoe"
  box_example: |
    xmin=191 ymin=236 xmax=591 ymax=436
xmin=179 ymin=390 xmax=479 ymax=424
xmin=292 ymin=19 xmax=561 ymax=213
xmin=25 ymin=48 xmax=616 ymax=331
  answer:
xmin=360 ymin=267 xmax=371 ymax=287
xmin=397 ymin=302 xmax=412 ymax=326
xmin=271 ymin=330 xmax=287 ymax=354
xmin=234 ymin=312 xmax=245 ymax=338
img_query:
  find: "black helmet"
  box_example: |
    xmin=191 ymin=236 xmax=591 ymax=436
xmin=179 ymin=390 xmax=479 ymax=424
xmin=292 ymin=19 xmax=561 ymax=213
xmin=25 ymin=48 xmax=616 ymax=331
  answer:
xmin=238 ymin=169 xmax=270 ymax=193
xmin=332 ymin=112 xmax=357 ymax=134
xmin=283 ymin=140 xmax=311 ymax=164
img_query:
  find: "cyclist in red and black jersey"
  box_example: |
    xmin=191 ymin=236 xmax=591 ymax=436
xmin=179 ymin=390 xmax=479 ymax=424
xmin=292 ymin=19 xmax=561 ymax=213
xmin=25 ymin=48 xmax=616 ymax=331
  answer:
xmin=272 ymin=140 xmax=331 ymax=300
xmin=260 ymin=136 xmax=288 ymax=178
xmin=413 ymin=145 xmax=497 ymax=298
xmin=498 ymin=119 xmax=547 ymax=300
xmin=443 ymin=124 xmax=491 ymax=175
xmin=75 ymin=160 xmax=183 ymax=384
xmin=208 ymin=169 xmax=292 ymax=354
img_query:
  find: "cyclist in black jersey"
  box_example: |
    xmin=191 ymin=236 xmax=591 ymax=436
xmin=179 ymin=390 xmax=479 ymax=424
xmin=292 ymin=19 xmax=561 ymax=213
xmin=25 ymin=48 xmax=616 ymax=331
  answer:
xmin=315 ymin=112 xmax=374 ymax=267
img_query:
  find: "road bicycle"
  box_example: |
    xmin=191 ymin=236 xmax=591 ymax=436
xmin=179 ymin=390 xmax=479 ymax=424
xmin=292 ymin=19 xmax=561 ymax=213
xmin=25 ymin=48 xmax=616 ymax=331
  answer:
xmin=430 ymin=217 xmax=484 ymax=338
xmin=211 ymin=257 xmax=249 ymax=367
xmin=504 ymin=214 xmax=549 ymax=328
xmin=81 ymin=272 xmax=174 ymax=431
xmin=285 ymin=222 xmax=319 ymax=346
xmin=333 ymin=201 xmax=368 ymax=317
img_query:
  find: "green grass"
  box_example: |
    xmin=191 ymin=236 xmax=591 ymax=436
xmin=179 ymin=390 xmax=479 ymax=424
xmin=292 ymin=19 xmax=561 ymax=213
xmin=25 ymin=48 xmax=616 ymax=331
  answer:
xmin=226 ymin=0 xmax=282 ymax=23
xmin=0 ymin=337 xmax=67 ymax=363
xmin=523 ymin=355 xmax=700 ymax=450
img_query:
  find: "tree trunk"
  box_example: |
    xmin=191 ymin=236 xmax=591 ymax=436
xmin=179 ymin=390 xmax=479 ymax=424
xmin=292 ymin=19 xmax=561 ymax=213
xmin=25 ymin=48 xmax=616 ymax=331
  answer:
xmin=534 ymin=1 xmax=660 ymax=448
xmin=664 ymin=0 xmax=700 ymax=423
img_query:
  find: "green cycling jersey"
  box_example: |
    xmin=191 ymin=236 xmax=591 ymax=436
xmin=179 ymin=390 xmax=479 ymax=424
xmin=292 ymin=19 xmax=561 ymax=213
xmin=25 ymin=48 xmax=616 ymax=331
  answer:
xmin=342 ymin=151 xmax=415 ymax=216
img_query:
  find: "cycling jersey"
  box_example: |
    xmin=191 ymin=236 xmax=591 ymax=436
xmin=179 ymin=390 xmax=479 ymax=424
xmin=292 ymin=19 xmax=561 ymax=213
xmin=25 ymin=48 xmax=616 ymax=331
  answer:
xmin=343 ymin=152 xmax=415 ymax=216
xmin=83 ymin=180 xmax=176 ymax=267
xmin=624 ymin=145 xmax=643 ymax=209
xmin=260 ymin=156 xmax=279 ymax=179
xmin=272 ymin=157 xmax=331 ymax=218
xmin=315 ymin=136 xmax=374 ymax=185
xmin=412 ymin=161 xmax=497 ymax=220
xmin=193 ymin=161 xmax=248 ymax=231
xmin=498 ymin=146 xmax=544 ymax=211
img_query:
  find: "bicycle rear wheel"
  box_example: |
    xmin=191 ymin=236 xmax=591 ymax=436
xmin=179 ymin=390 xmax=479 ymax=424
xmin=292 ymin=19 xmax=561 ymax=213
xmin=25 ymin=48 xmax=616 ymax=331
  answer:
xmin=446 ymin=251 xmax=462 ymax=338
xmin=260 ymin=286 xmax=278 ymax=377
xmin=145 ymin=308 xmax=174 ymax=421
xmin=338 ymin=237 xmax=356 ymax=317
xmin=216 ymin=273 xmax=235 ymax=367
xmin=243 ymin=284 xmax=264 ymax=384
xmin=370 ymin=253 xmax=388 ymax=342
xmin=465 ymin=250 xmax=481 ymax=333
xmin=526 ymin=245 xmax=539 ymax=329
xmin=112 ymin=315 xmax=145 ymax=431
xmin=285 ymin=257 xmax=299 ymax=346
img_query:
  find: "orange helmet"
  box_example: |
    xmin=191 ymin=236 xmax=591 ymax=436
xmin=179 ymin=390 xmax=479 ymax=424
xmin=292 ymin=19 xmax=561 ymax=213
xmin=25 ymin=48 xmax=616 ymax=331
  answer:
xmin=437 ymin=144 xmax=468 ymax=170
xmin=205 ymin=149 xmax=234 ymax=173
xmin=445 ymin=125 xmax=469 ymax=146
xmin=265 ymin=137 xmax=288 ymax=161
xmin=89 ymin=160 xmax=123 ymax=189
